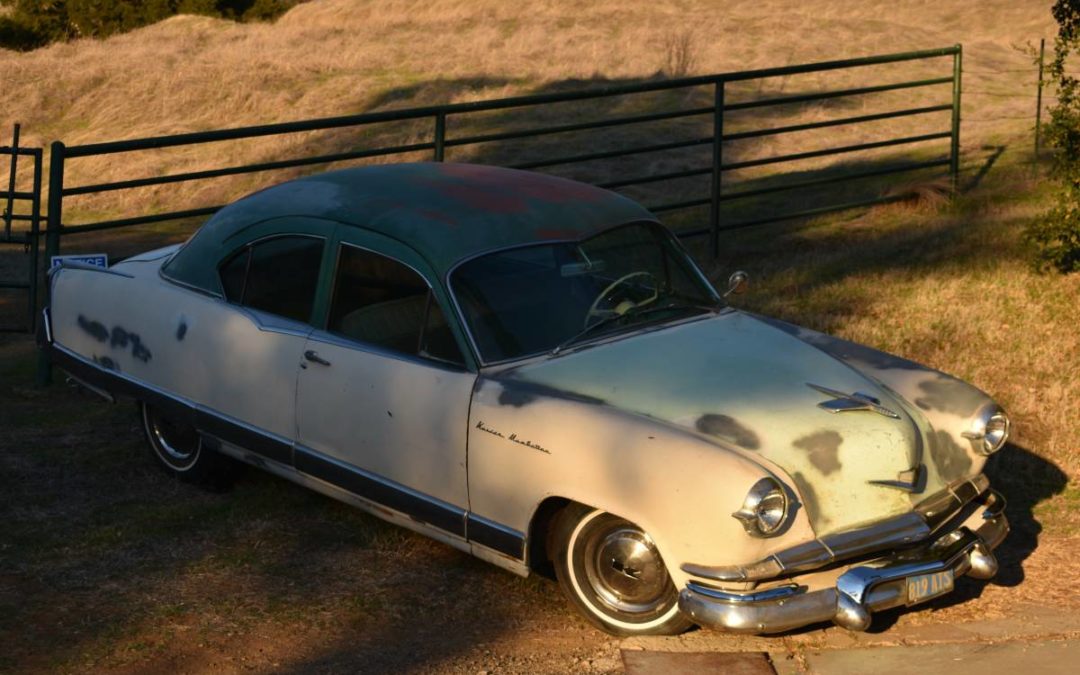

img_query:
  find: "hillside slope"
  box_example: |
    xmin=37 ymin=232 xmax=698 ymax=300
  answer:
xmin=0 ymin=0 xmax=1053 ymax=149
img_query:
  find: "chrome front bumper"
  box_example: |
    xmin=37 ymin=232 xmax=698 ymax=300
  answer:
xmin=679 ymin=489 xmax=1009 ymax=634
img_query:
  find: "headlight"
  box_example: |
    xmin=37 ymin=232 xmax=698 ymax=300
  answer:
xmin=732 ymin=477 xmax=789 ymax=537
xmin=963 ymin=406 xmax=1010 ymax=456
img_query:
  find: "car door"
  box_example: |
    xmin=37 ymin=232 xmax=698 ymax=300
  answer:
xmin=197 ymin=225 xmax=332 ymax=451
xmin=294 ymin=227 xmax=476 ymax=535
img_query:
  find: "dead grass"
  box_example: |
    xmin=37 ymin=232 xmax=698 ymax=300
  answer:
xmin=0 ymin=0 xmax=1055 ymax=224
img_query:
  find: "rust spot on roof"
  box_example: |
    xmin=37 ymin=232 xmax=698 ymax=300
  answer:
xmin=535 ymin=227 xmax=590 ymax=240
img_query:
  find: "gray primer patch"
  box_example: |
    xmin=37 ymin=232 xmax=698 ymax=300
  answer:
xmin=793 ymin=430 xmax=843 ymax=476
xmin=77 ymin=315 xmax=109 ymax=342
xmin=109 ymin=326 xmax=153 ymax=363
xmin=93 ymin=354 xmax=118 ymax=371
xmin=494 ymin=379 xmax=605 ymax=408
xmin=928 ymin=430 xmax=973 ymax=483
xmin=695 ymin=414 xmax=761 ymax=450
xmin=751 ymin=315 xmax=927 ymax=372
xmin=791 ymin=471 xmax=828 ymax=528
xmin=915 ymin=376 xmax=987 ymax=415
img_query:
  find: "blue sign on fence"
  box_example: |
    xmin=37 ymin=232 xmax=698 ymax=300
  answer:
xmin=50 ymin=254 xmax=108 ymax=270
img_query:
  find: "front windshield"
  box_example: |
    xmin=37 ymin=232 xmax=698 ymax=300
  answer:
xmin=450 ymin=222 xmax=720 ymax=363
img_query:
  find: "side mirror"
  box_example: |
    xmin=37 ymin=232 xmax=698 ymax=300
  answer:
xmin=725 ymin=270 xmax=749 ymax=297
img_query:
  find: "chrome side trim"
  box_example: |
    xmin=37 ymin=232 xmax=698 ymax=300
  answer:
xmin=294 ymin=444 xmax=468 ymax=536
xmin=685 ymin=583 xmax=799 ymax=604
xmin=215 ymin=439 xmax=475 ymax=560
xmin=315 ymin=240 xmax=474 ymax=370
xmin=48 ymin=343 xmax=527 ymax=557
xmin=41 ymin=307 xmax=52 ymax=344
xmin=48 ymin=260 xmax=134 ymax=278
xmin=238 ymin=307 xmax=315 ymax=338
xmin=305 ymin=329 xmax=468 ymax=372
xmin=466 ymin=513 xmax=527 ymax=560
xmin=159 ymin=266 xmax=224 ymax=299
xmin=64 ymin=374 xmax=115 ymax=403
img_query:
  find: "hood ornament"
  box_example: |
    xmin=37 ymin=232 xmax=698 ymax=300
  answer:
xmin=807 ymin=383 xmax=901 ymax=419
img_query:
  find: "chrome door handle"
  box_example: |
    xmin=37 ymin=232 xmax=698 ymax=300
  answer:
xmin=304 ymin=350 xmax=331 ymax=366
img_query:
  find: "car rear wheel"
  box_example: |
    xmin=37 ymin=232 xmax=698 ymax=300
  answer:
xmin=141 ymin=402 xmax=239 ymax=490
xmin=553 ymin=503 xmax=692 ymax=636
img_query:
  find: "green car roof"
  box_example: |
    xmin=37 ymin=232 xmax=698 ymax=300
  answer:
xmin=164 ymin=163 xmax=657 ymax=293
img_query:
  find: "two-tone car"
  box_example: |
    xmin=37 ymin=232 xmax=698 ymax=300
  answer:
xmin=43 ymin=162 xmax=1009 ymax=635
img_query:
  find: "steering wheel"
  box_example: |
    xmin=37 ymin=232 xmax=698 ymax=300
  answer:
xmin=584 ymin=271 xmax=658 ymax=327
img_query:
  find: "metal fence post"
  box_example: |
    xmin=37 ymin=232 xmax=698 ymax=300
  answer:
xmin=3 ymin=123 xmax=18 ymax=241
xmin=38 ymin=141 xmax=66 ymax=385
xmin=1035 ymin=37 xmax=1046 ymax=163
xmin=709 ymin=80 xmax=725 ymax=259
xmin=433 ymin=112 xmax=446 ymax=162
xmin=28 ymin=149 xmax=42 ymax=335
xmin=950 ymin=44 xmax=963 ymax=194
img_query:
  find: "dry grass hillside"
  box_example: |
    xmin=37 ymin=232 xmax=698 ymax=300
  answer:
xmin=0 ymin=0 xmax=1055 ymax=217
xmin=0 ymin=0 xmax=1054 ymax=145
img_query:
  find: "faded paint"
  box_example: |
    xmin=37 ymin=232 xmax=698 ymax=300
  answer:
xmin=478 ymin=311 xmax=921 ymax=537
xmin=49 ymin=239 xmax=1003 ymax=596
xmin=52 ymin=255 xmax=307 ymax=444
xmin=466 ymin=376 xmax=818 ymax=590
xmin=752 ymin=315 xmax=994 ymax=507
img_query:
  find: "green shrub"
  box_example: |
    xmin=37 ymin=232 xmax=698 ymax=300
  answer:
xmin=0 ymin=0 xmax=300 ymax=50
xmin=1030 ymin=0 xmax=1080 ymax=272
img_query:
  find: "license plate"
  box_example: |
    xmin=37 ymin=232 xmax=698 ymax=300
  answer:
xmin=906 ymin=570 xmax=954 ymax=605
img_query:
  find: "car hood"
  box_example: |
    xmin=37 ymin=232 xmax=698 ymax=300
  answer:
xmin=490 ymin=310 xmax=945 ymax=536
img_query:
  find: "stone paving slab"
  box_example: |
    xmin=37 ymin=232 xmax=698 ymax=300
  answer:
xmin=622 ymin=650 xmax=776 ymax=675
xmin=621 ymin=602 xmax=1080 ymax=656
xmin=771 ymin=639 xmax=1079 ymax=675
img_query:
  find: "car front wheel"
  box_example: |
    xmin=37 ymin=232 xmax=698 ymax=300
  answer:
xmin=553 ymin=503 xmax=692 ymax=636
xmin=141 ymin=402 xmax=239 ymax=489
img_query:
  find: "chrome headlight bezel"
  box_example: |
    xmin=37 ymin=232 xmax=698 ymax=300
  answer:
xmin=732 ymin=477 xmax=789 ymax=538
xmin=963 ymin=405 xmax=1010 ymax=456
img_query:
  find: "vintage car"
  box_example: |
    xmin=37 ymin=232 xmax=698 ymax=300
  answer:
xmin=43 ymin=163 xmax=1010 ymax=636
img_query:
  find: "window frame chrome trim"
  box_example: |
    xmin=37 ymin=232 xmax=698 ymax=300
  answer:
xmin=320 ymin=240 xmax=471 ymax=369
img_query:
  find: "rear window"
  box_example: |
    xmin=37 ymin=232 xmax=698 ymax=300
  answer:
xmin=218 ymin=235 xmax=324 ymax=323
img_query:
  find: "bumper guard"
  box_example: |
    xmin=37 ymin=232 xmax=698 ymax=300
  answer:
xmin=679 ymin=489 xmax=1008 ymax=633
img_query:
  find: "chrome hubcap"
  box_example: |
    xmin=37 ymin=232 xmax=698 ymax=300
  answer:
xmin=147 ymin=408 xmax=199 ymax=467
xmin=585 ymin=526 xmax=669 ymax=613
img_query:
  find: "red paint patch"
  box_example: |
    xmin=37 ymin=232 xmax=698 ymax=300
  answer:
xmin=425 ymin=180 xmax=530 ymax=213
xmin=428 ymin=163 xmax=608 ymax=207
xmin=534 ymin=228 xmax=592 ymax=240
xmin=414 ymin=208 xmax=460 ymax=227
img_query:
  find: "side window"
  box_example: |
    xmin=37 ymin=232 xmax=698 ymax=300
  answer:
xmin=219 ymin=236 xmax=324 ymax=323
xmin=328 ymin=245 xmax=465 ymax=365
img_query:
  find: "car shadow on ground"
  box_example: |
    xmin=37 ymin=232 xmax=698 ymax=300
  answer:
xmin=866 ymin=442 xmax=1067 ymax=633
